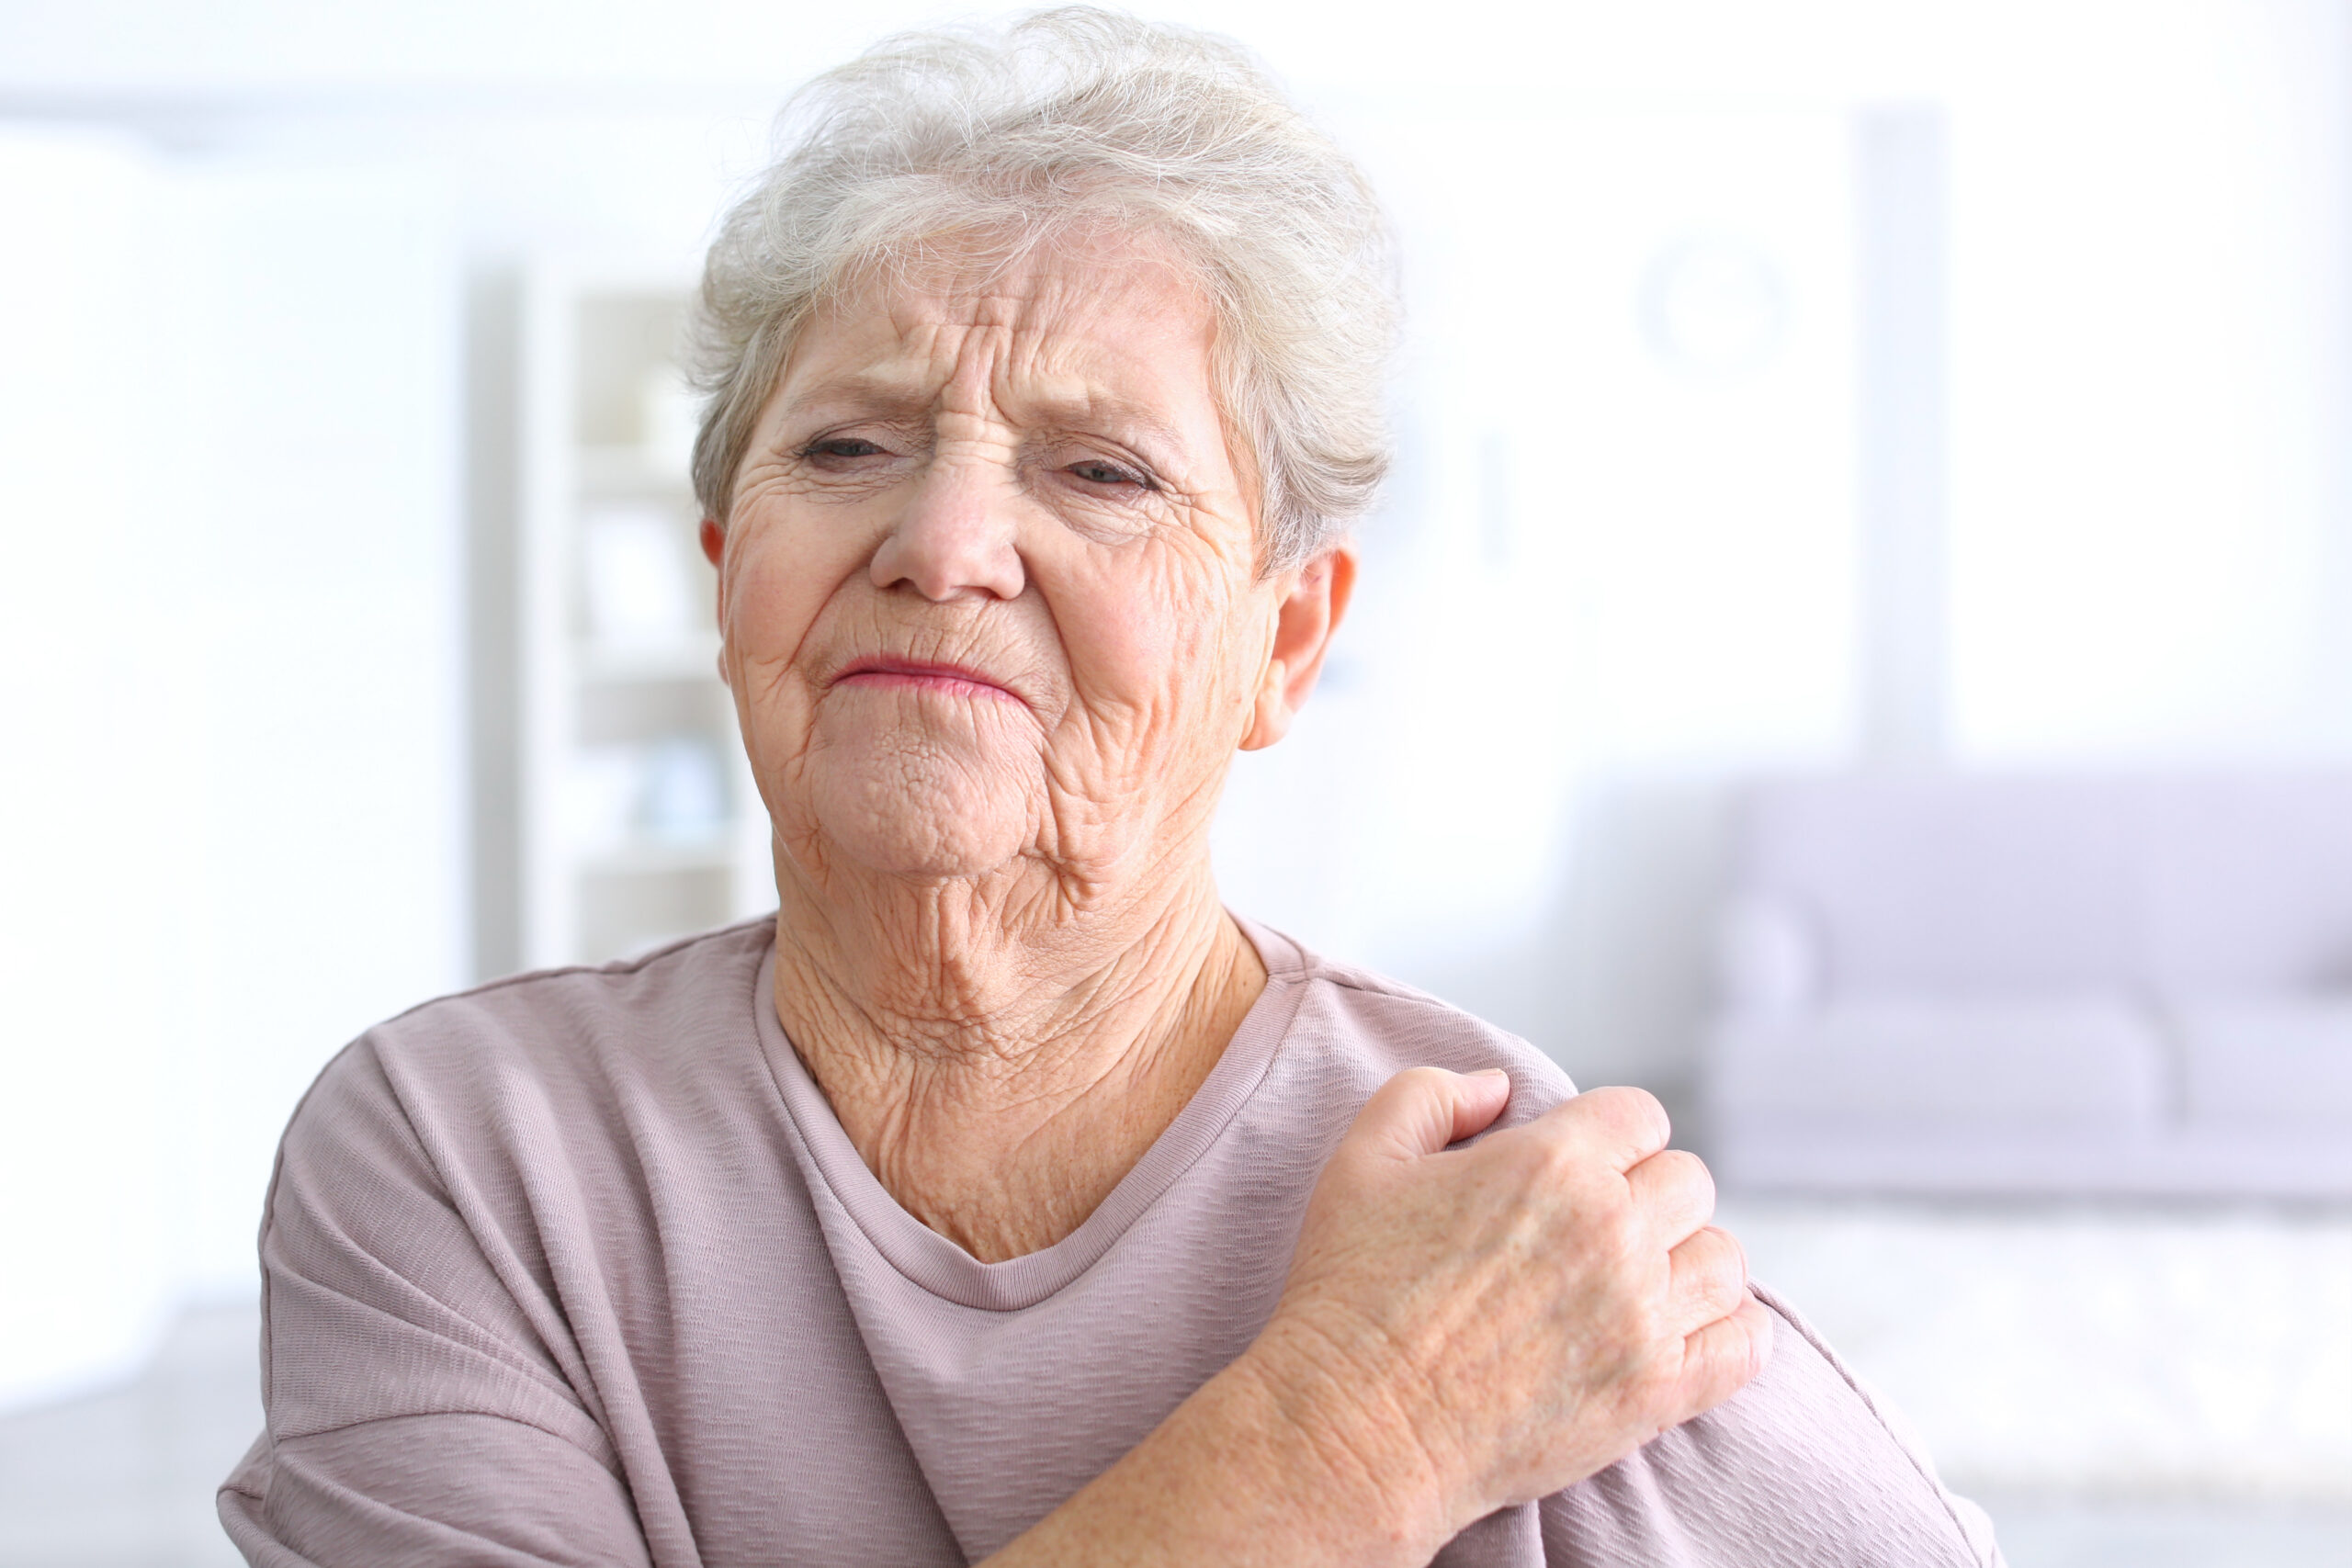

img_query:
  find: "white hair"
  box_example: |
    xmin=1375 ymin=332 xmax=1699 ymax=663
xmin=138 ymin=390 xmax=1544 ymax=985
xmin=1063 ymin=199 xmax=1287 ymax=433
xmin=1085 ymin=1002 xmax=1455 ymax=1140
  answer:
xmin=685 ymin=6 xmax=1398 ymax=572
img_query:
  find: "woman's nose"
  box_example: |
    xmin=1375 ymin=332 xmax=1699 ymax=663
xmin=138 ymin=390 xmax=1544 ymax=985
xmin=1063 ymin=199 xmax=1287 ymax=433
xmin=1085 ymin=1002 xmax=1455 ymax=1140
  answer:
xmin=868 ymin=459 xmax=1026 ymax=603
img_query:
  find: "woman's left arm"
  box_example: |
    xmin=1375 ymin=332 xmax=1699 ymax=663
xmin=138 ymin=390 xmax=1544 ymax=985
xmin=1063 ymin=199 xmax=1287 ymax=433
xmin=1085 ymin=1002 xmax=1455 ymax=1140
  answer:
xmin=1535 ymin=1281 xmax=2007 ymax=1568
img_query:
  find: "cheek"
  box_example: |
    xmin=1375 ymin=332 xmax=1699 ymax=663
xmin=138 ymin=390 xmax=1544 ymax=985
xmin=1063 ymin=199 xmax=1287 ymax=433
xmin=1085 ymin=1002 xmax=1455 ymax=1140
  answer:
xmin=718 ymin=510 xmax=876 ymax=776
xmin=722 ymin=505 xmax=874 ymax=666
xmin=1050 ymin=542 xmax=1264 ymax=753
xmin=726 ymin=537 xmax=819 ymax=660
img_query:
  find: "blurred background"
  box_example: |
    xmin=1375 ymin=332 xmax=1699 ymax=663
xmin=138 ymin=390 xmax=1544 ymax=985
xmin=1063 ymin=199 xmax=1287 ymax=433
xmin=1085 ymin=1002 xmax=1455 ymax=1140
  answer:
xmin=3 ymin=1 xmax=2349 ymax=1563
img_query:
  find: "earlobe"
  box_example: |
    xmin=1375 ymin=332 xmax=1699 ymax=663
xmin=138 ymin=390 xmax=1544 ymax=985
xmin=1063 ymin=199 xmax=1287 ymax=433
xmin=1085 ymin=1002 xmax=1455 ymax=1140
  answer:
xmin=699 ymin=519 xmax=729 ymax=650
xmin=1238 ymin=544 xmax=1356 ymax=753
xmin=1240 ymin=658 xmax=1293 ymax=751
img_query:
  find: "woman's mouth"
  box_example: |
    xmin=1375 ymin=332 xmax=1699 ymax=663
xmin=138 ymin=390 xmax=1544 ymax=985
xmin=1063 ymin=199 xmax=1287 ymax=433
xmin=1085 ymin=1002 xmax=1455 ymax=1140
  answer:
xmin=831 ymin=656 xmax=1025 ymax=705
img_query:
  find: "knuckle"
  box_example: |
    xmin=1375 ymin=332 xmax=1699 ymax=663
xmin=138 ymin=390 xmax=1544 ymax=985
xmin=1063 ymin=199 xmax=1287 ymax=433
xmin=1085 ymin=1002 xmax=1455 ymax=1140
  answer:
xmin=1519 ymin=1122 xmax=1590 ymax=1190
xmin=1611 ymin=1084 xmax=1670 ymax=1138
xmin=1714 ymin=1224 xmax=1748 ymax=1281
xmin=1355 ymin=1066 xmax=1448 ymax=1132
xmin=1580 ymin=1193 xmax=1640 ymax=1260
xmin=1568 ymin=1084 xmax=1671 ymax=1156
xmin=1388 ymin=1065 xmax=1457 ymax=1110
xmin=1644 ymin=1147 xmax=1711 ymax=1200
xmin=1678 ymin=1149 xmax=1718 ymax=1199
xmin=1680 ymin=1221 xmax=1730 ymax=1262
xmin=1703 ymin=1266 xmax=1747 ymax=1318
xmin=1681 ymin=1229 xmax=1746 ymax=1300
xmin=1380 ymin=1065 xmax=1448 ymax=1104
xmin=1624 ymin=1348 xmax=1688 ymax=1418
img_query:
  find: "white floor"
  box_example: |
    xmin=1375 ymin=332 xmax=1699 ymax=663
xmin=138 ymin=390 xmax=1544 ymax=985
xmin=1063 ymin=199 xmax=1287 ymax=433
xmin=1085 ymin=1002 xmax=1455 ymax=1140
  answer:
xmin=5 ymin=1204 xmax=2350 ymax=1567
xmin=1975 ymin=1495 xmax=2352 ymax=1568
xmin=1721 ymin=1198 xmax=2352 ymax=1506
xmin=0 ymin=1302 xmax=254 ymax=1568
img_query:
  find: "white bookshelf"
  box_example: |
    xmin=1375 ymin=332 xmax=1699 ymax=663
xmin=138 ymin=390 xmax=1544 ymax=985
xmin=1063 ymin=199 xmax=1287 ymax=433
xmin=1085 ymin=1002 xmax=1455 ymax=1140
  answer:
xmin=517 ymin=265 xmax=775 ymax=969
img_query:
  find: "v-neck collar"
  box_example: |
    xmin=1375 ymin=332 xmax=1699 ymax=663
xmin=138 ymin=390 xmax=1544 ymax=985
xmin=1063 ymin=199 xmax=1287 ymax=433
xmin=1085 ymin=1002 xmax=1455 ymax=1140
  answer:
xmin=752 ymin=916 xmax=1310 ymax=1312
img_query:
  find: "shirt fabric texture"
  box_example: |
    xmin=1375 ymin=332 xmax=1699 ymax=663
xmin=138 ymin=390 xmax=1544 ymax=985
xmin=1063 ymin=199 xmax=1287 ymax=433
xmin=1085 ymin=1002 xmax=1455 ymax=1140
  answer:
xmin=220 ymin=916 xmax=2006 ymax=1567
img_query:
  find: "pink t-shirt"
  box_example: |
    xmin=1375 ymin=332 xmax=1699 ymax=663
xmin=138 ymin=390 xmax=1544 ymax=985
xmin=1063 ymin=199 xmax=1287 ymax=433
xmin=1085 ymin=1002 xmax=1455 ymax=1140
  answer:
xmin=221 ymin=917 xmax=2003 ymax=1566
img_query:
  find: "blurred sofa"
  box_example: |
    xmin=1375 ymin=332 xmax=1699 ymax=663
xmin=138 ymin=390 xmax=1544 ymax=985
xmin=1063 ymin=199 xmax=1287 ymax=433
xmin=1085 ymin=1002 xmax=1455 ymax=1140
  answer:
xmin=1702 ymin=773 xmax=2352 ymax=1196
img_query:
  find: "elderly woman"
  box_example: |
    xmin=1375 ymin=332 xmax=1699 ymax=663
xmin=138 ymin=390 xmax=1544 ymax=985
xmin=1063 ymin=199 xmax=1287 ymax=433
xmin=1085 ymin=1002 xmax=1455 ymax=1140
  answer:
xmin=222 ymin=12 xmax=2001 ymax=1567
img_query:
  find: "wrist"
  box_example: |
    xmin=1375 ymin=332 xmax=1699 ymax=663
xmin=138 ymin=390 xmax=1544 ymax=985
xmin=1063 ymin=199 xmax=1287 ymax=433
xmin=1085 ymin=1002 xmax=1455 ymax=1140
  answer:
xmin=985 ymin=1327 xmax=1455 ymax=1568
xmin=1229 ymin=1314 xmax=1463 ymax=1562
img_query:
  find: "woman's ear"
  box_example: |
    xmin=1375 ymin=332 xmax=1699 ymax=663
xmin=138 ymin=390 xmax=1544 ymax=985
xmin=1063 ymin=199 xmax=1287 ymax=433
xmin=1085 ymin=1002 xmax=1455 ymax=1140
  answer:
xmin=699 ymin=517 xmax=728 ymax=616
xmin=1241 ymin=544 xmax=1357 ymax=751
xmin=699 ymin=519 xmax=730 ymax=682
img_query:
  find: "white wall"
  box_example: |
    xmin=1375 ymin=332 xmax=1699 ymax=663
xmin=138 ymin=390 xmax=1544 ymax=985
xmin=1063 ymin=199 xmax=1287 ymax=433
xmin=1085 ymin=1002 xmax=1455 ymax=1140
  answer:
xmin=0 ymin=133 xmax=465 ymax=1405
xmin=0 ymin=131 xmax=178 ymax=1412
xmin=1947 ymin=3 xmax=2352 ymax=761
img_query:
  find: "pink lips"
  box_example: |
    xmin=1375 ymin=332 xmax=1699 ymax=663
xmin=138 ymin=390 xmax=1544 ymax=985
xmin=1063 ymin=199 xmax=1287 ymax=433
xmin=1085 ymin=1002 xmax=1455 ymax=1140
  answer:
xmin=831 ymin=656 xmax=1024 ymax=705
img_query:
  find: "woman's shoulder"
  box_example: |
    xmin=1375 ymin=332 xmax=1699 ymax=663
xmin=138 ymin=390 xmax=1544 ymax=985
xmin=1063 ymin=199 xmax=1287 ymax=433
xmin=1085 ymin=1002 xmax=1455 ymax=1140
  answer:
xmin=1240 ymin=918 xmax=1577 ymax=1124
xmin=285 ymin=918 xmax=778 ymax=1176
xmin=266 ymin=919 xmax=785 ymax=1336
xmin=254 ymin=919 xmax=794 ymax=1466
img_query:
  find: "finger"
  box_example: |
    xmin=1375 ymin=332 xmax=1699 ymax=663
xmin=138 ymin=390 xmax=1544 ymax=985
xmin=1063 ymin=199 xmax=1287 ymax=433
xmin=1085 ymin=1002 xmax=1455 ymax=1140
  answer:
xmin=1625 ymin=1148 xmax=1716 ymax=1249
xmin=1670 ymin=1291 xmax=1776 ymax=1426
xmin=1545 ymin=1085 xmax=1671 ymax=1174
xmin=1344 ymin=1066 xmax=1513 ymax=1164
xmin=1664 ymin=1224 xmax=1749 ymax=1337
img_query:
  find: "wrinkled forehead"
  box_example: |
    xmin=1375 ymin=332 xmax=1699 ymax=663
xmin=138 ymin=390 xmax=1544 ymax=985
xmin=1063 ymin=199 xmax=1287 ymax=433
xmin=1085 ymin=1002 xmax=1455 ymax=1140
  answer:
xmin=775 ymin=229 xmax=1228 ymax=448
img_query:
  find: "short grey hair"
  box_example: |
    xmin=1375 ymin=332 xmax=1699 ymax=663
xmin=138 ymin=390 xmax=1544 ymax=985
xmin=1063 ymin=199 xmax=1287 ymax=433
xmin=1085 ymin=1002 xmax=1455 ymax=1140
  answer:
xmin=685 ymin=6 xmax=1397 ymax=572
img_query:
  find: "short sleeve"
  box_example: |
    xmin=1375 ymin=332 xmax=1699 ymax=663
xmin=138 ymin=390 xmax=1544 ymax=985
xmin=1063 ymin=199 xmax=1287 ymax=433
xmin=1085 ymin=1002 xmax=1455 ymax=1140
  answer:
xmin=220 ymin=1038 xmax=659 ymax=1565
xmin=221 ymin=1416 xmax=652 ymax=1567
xmin=1538 ymin=1283 xmax=2007 ymax=1568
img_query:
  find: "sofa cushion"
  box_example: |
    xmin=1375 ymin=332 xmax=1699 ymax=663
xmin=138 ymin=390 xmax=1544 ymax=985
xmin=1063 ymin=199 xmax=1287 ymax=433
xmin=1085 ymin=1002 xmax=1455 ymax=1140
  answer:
xmin=1733 ymin=773 xmax=2352 ymax=999
xmin=1709 ymin=998 xmax=2165 ymax=1129
xmin=2143 ymin=781 xmax=2352 ymax=991
xmin=1714 ymin=895 xmax=1821 ymax=1016
xmin=2172 ymin=998 xmax=2352 ymax=1126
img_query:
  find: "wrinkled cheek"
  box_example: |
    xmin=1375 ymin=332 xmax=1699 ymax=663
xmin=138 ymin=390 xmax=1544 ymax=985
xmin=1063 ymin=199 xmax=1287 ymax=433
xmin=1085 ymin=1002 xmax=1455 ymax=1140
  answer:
xmin=727 ymin=671 xmax=813 ymax=835
xmin=721 ymin=535 xmax=833 ymax=669
xmin=718 ymin=526 xmax=850 ymax=804
xmin=1063 ymin=569 xmax=1252 ymax=784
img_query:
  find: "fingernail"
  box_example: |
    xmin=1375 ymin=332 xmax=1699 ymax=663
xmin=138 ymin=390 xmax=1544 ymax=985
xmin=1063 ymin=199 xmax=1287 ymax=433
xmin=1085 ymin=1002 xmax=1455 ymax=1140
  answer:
xmin=1470 ymin=1066 xmax=1510 ymax=1079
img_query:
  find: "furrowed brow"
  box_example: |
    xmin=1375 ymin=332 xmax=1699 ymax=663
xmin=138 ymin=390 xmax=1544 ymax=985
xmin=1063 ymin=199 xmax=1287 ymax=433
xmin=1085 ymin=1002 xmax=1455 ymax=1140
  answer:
xmin=781 ymin=368 xmax=1194 ymax=473
xmin=1018 ymin=390 xmax=1189 ymax=464
xmin=779 ymin=371 xmax=936 ymax=426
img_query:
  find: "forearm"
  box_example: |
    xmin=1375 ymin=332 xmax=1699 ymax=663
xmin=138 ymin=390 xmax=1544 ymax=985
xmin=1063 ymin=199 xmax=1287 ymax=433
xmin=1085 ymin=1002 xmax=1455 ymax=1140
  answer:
xmin=983 ymin=1342 xmax=1450 ymax=1568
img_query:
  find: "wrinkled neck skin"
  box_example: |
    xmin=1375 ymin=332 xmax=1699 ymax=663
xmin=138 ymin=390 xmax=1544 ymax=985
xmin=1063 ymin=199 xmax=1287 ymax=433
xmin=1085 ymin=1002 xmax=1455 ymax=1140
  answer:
xmin=767 ymin=808 xmax=1266 ymax=1265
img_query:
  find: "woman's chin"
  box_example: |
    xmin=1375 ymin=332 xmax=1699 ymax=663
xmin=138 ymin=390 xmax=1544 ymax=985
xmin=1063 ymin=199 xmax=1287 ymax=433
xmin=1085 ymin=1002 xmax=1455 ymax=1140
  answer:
xmin=805 ymin=762 xmax=1034 ymax=881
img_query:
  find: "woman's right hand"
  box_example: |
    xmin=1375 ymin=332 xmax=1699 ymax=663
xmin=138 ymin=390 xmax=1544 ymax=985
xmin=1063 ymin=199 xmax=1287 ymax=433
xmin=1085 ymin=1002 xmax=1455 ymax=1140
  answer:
xmin=1243 ymin=1069 xmax=1774 ymax=1548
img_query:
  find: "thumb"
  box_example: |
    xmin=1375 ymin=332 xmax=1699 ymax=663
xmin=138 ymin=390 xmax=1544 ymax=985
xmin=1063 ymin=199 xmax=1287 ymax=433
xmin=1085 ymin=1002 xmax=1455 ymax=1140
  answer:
xmin=1345 ymin=1066 xmax=1513 ymax=1164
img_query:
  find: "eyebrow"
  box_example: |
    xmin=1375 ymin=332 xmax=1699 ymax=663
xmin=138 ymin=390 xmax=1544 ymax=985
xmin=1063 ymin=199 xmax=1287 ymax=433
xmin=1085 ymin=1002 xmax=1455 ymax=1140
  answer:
xmin=779 ymin=372 xmax=1194 ymax=470
xmin=1019 ymin=391 xmax=1190 ymax=467
xmin=774 ymin=373 xmax=933 ymax=429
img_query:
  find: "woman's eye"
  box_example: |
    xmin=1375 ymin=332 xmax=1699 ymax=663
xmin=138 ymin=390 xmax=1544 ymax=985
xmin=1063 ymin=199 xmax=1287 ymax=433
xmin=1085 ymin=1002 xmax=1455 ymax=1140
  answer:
xmin=1069 ymin=458 xmax=1148 ymax=489
xmin=805 ymin=437 xmax=886 ymax=460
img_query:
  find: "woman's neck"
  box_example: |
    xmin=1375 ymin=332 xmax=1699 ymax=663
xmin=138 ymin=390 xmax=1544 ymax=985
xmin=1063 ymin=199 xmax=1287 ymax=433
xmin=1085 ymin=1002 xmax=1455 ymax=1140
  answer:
xmin=769 ymin=858 xmax=1267 ymax=1262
